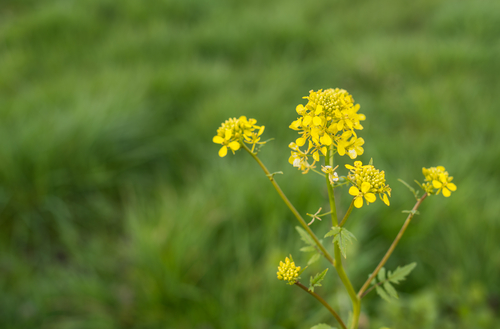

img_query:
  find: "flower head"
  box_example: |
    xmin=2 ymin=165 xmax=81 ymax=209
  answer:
xmin=289 ymin=89 xmax=366 ymax=172
xmin=346 ymin=161 xmax=391 ymax=208
xmin=277 ymin=256 xmax=301 ymax=285
xmin=421 ymin=166 xmax=457 ymax=197
xmin=213 ymin=116 xmax=265 ymax=157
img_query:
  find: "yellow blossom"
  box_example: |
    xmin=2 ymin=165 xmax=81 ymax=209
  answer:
xmin=346 ymin=161 xmax=391 ymax=208
xmin=277 ymin=256 xmax=301 ymax=285
xmin=289 ymin=88 xmax=366 ymax=173
xmin=213 ymin=116 xmax=265 ymax=157
xmin=421 ymin=166 xmax=457 ymax=197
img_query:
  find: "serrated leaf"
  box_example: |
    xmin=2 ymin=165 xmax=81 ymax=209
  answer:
xmin=324 ymin=226 xmax=341 ymax=238
xmin=388 ymin=263 xmax=417 ymax=284
xmin=309 ymin=268 xmax=328 ymax=292
xmin=383 ymin=282 xmax=399 ymax=299
xmin=307 ymin=253 xmax=321 ymax=265
xmin=378 ymin=267 xmax=386 ymax=282
xmin=300 ymin=246 xmax=317 ymax=252
xmin=310 ymin=324 xmax=337 ymax=329
xmin=375 ymin=285 xmax=392 ymax=302
xmin=325 ymin=227 xmax=356 ymax=258
xmin=296 ymin=226 xmax=315 ymax=246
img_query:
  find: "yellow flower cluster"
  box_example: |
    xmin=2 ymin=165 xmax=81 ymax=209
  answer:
xmin=422 ymin=166 xmax=457 ymax=197
xmin=277 ymin=256 xmax=301 ymax=285
xmin=289 ymin=89 xmax=366 ymax=173
xmin=213 ymin=116 xmax=265 ymax=157
xmin=346 ymin=161 xmax=391 ymax=208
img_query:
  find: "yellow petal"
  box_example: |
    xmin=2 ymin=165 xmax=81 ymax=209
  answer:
xmin=337 ymin=145 xmax=345 ymax=156
xmin=303 ymin=116 xmax=312 ymax=126
xmin=354 ymin=197 xmax=363 ymax=208
xmin=213 ymin=136 xmax=224 ymax=144
xmin=320 ymin=134 xmax=332 ymax=146
xmin=442 ymin=187 xmax=451 ymax=197
xmin=313 ymin=116 xmax=322 ymax=126
xmin=320 ymin=146 xmax=327 ymax=155
xmin=228 ymin=141 xmax=240 ymax=151
xmin=364 ymin=193 xmax=376 ymax=203
xmin=296 ymin=104 xmax=305 ymax=114
xmin=349 ymin=186 xmax=360 ymax=196
xmin=383 ymin=194 xmax=390 ymax=206
xmin=337 ymin=121 xmax=344 ymax=131
xmin=315 ymin=105 xmax=323 ymax=115
xmin=313 ymin=150 xmax=320 ymax=162
xmin=296 ymin=137 xmax=306 ymax=146
xmin=218 ymin=146 xmax=228 ymax=157
xmin=361 ymin=181 xmax=371 ymax=193
xmin=437 ymin=166 xmax=445 ymax=171
xmin=345 ymin=164 xmax=355 ymax=170
xmin=258 ymin=126 xmax=265 ymax=136
xmin=432 ymin=180 xmax=442 ymax=188
xmin=225 ymin=130 xmax=232 ymax=140
xmin=447 ymin=183 xmax=457 ymax=191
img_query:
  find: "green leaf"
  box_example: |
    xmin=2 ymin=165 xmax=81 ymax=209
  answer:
xmin=324 ymin=226 xmax=341 ymax=238
xmin=300 ymin=246 xmax=316 ymax=252
xmin=310 ymin=324 xmax=337 ymax=329
xmin=388 ymin=263 xmax=417 ymax=284
xmin=307 ymin=253 xmax=321 ymax=265
xmin=309 ymin=268 xmax=328 ymax=292
xmin=383 ymin=282 xmax=399 ymax=299
xmin=375 ymin=285 xmax=392 ymax=302
xmin=378 ymin=267 xmax=386 ymax=282
xmin=296 ymin=226 xmax=315 ymax=246
xmin=324 ymin=227 xmax=356 ymax=258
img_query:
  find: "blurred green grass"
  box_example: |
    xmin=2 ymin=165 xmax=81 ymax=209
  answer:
xmin=1 ymin=0 xmax=499 ymax=328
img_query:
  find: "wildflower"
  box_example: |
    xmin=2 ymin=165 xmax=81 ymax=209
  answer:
xmin=321 ymin=165 xmax=339 ymax=184
xmin=289 ymin=88 xmax=366 ymax=173
xmin=277 ymin=256 xmax=301 ymax=285
xmin=346 ymin=161 xmax=391 ymax=208
xmin=213 ymin=116 xmax=265 ymax=157
xmin=422 ymin=166 xmax=457 ymax=197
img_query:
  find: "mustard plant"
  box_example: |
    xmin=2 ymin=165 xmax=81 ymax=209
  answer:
xmin=213 ymin=88 xmax=457 ymax=329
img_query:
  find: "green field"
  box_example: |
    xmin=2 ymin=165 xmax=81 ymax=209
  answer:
xmin=1 ymin=0 xmax=499 ymax=328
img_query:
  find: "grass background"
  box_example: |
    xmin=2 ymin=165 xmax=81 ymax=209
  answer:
xmin=1 ymin=0 xmax=499 ymax=328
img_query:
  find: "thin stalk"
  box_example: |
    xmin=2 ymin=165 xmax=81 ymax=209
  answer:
xmin=295 ymin=282 xmax=347 ymax=329
xmin=325 ymin=147 xmax=360 ymax=329
xmin=357 ymin=192 xmax=428 ymax=299
xmin=339 ymin=199 xmax=355 ymax=227
xmin=242 ymin=144 xmax=335 ymax=267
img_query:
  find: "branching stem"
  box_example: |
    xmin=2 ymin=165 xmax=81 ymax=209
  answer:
xmin=357 ymin=192 xmax=428 ymax=299
xmin=242 ymin=144 xmax=336 ymax=267
xmin=295 ymin=281 xmax=347 ymax=329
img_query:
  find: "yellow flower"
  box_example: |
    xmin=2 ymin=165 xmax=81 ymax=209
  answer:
xmin=346 ymin=161 xmax=391 ymax=208
xmin=422 ymin=166 xmax=457 ymax=197
xmin=213 ymin=116 xmax=265 ymax=157
xmin=277 ymin=256 xmax=301 ymax=285
xmin=289 ymin=88 xmax=366 ymax=173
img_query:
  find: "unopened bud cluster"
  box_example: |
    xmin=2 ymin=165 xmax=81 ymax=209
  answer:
xmin=277 ymin=257 xmax=301 ymax=285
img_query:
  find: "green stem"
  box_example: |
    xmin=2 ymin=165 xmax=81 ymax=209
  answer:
xmin=339 ymin=199 xmax=355 ymax=227
xmin=242 ymin=144 xmax=335 ymax=267
xmin=357 ymin=193 xmax=428 ymax=299
xmin=325 ymin=147 xmax=360 ymax=329
xmin=295 ymin=282 xmax=347 ymax=329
